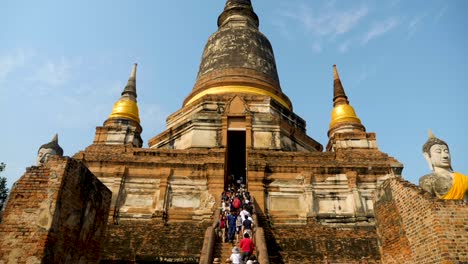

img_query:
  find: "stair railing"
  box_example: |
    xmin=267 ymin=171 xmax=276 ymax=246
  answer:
xmin=251 ymin=196 xmax=269 ymax=264
xmin=199 ymin=204 xmax=221 ymax=264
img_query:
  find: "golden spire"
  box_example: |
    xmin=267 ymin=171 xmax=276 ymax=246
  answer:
xmin=329 ymin=65 xmax=362 ymax=129
xmin=333 ymin=64 xmax=348 ymax=106
xmin=108 ymin=63 xmax=140 ymax=123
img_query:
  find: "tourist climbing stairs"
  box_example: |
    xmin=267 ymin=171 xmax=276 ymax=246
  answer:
xmin=202 ymin=192 xmax=272 ymax=264
xmin=212 ymin=239 xmax=236 ymax=263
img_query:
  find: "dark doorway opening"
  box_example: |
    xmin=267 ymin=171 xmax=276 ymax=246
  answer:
xmin=225 ymin=130 xmax=246 ymax=190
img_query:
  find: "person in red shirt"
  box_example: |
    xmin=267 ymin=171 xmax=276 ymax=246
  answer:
xmin=232 ymin=196 xmax=241 ymax=210
xmin=239 ymin=232 xmax=255 ymax=262
xmin=219 ymin=214 xmax=227 ymax=242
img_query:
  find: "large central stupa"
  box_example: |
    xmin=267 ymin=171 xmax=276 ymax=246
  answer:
xmin=185 ymin=0 xmax=290 ymax=110
xmin=147 ymin=0 xmax=321 ymax=155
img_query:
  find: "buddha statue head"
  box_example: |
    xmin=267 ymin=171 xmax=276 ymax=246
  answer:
xmin=36 ymin=134 xmax=63 ymax=166
xmin=420 ymin=131 xmax=468 ymax=201
xmin=422 ymin=130 xmax=452 ymax=173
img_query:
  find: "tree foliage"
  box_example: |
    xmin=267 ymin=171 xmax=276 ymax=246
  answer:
xmin=0 ymin=162 xmax=8 ymax=211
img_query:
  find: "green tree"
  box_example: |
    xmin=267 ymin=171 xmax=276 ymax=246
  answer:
xmin=0 ymin=163 xmax=8 ymax=211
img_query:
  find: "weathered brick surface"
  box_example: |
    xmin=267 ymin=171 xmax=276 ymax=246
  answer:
xmin=71 ymin=137 xmax=401 ymax=263
xmin=0 ymin=157 xmax=111 ymax=263
xmin=267 ymin=224 xmax=381 ymax=263
xmin=101 ymin=220 xmax=210 ymax=263
xmin=374 ymin=178 xmax=468 ymax=263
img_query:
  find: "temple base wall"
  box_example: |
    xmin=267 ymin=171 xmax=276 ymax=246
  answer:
xmin=374 ymin=178 xmax=468 ymax=263
xmin=0 ymin=157 xmax=111 ymax=264
xmin=101 ymin=220 xmax=209 ymax=263
xmin=264 ymin=224 xmax=381 ymax=263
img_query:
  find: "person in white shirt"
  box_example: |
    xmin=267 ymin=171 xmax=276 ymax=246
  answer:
xmin=229 ymin=246 xmax=243 ymax=264
xmin=236 ymin=214 xmax=243 ymax=242
xmin=239 ymin=207 xmax=250 ymax=221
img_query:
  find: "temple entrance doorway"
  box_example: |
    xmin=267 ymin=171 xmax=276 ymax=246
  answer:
xmin=225 ymin=130 xmax=246 ymax=191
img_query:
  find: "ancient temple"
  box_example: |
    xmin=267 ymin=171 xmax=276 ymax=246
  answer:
xmin=71 ymin=0 xmax=404 ymax=262
xmin=14 ymin=0 xmax=468 ymax=263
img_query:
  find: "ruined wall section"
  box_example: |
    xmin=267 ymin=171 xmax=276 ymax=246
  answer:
xmin=0 ymin=157 xmax=111 ymax=263
xmin=268 ymin=224 xmax=381 ymax=263
xmin=247 ymin=149 xmax=402 ymax=226
xmin=73 ymin=146 xmax=224 ymax=262
xmin=101 ymin=220 xmax=209 ymax=263
xmin=74 ymin=146 xmax=225 ymax=222
xmin=374 ymin=178 xmax=468 ymax=263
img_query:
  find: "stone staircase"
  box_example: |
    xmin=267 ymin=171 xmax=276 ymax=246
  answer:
xmin=212 ymin=238 xmax=237 ymax=263
xmin=203 ymin=196 xmax=273 ymax=264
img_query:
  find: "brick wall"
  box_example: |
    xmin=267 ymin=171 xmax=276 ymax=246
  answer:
xmin=268 ymin=224 xmax=381 ymax=263
xmin=101 ymin=220 xmax=210 ymax=263
xmin=374 ymin=178 xmax=468 ymax=263
xmin=0 ymin=157 xmax=111 ymax=263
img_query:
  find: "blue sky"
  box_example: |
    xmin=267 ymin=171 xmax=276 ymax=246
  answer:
xmin=1 ymin=0 xmax=467 ymax=189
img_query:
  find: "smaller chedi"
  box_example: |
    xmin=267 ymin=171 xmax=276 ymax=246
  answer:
xmin=419 ymin=130 xmax=468 ymax=201
xmin=36 ymin=133 xmax=64 ymax=166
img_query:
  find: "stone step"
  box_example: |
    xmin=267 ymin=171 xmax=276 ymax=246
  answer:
xmin=213 ymin=238 xmax=239 ymax=263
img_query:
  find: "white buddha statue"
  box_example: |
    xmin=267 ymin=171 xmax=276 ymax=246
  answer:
xmin=36 ymin=134 xmax=63 ymax=166
xmin=419 ymin=131 xmax=468 ymax=201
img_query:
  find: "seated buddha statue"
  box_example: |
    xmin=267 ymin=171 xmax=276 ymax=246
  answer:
xmin=36 ymin=134 xmax=64 ymax=166
xmin=419 ymin=131 xmax=468 ymax=201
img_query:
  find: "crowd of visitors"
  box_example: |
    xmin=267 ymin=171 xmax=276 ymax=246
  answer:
xmin=217 ymin=184 xmax=254 ymax=242
xmin=215 ymin=183 xmax=258 ymax=263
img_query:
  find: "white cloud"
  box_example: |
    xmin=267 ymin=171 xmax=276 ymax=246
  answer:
xmin=311 ymin=42 xmax=322 ymax=53
xmin=389 ymin=0 xmax=402 ymax=8
xmin=407 ymin=14 xmax=425 ymax=37
xmin=0 ymin=50 xmax=33 ymax=82
xmin=362 ymin=17 xmax=399 ymax=44
xmin=0 ymin=50 xmax=82 ymax=91
xmin=338 ymin=40 xmax=352 ymax=53
xmin=270 ymin=19 xmax=294 ymax=41
xmin=356 ymin=64 xmax=377 ymax=84
xmin=32 ymin=57 xmax=77 ymax=87
xmin=434 ymin=5 xmax=448 ymax=23
xmin=334 ymin=7 xmax=369 ymax=35
xmin=275 ymin=3 xmax=369 ymax=53
xmin=279 ymin=4 xmax=368 ymax=37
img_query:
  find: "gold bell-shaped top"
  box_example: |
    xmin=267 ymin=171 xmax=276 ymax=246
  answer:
xmin=329 ymin=65 xmax=362 ymax=128
xmin=108 ymin=63 xmax=140 ymax=123
xmin=330 ymin=104 xmax=361 ymax=128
